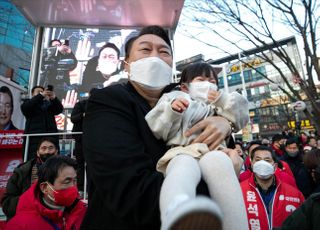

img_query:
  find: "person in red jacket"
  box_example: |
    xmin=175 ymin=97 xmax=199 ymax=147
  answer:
xmin=240 ymin=141 xmax=297 ymax=188
xmin=271 ymin=133 xmax=286 ymax=157
xmin=241 ymin=145 xmax=304 ymax=230
xmin=5 ymin=155 xmax=86 ymax=230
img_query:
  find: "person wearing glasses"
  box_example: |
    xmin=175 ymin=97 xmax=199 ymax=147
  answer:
xmin=1 ymin=137 xmax=59 ymax=221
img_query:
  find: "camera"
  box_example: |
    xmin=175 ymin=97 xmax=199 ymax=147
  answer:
xmin=61 ymin=39 xmax=69 ymax=46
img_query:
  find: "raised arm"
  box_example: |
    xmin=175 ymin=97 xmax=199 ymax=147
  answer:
xmin=212 ymin=91 xmax=249 ymax=131
xmin=145 ymin=91 xmax=189 ymax=142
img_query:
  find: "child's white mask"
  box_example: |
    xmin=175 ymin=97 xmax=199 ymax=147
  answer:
xmin=188 ymin=81 xmax=218 ymax=102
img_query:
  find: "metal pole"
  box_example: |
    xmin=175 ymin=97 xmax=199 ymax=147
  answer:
xmin=238 ymin=52 xmax=247 ymax=98
xmin=83 ymin=162 xmax=88 ymax=202
xmin=223 ymin=65 xmax=229 ymax=93
xmin=29 ymin=26 xmax=44 ymax=93
xmin=23 ymin=135 xmax=29 ymax=162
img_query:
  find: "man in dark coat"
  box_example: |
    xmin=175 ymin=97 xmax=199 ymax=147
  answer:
xmin=281 ymin=138 xmax=314 ymax=198
xmin=81 ymin=26 xmax=234 ymax=230
xmin=21 ymin=86 xmax=63 ymax=160
xmin=71 ymin=98 xmax=88 ymax=192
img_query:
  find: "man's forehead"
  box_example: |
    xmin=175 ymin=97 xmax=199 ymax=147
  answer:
xmin=100 ymin=47 xmax=118 ymax=54
xmin=0 ymin=92 xmax=10 ymax=101
xmin=40 ymin=141 xmax=54 ymax=147
xmin=254 ymin=150 xmax=272 ymax=158
xmin=286 ymin=143 xmax=297 ymax=147
xmin=56 ymin=166 xmax=76 ymax=180
xmin=135 ymin=34 xmax=170 ymax=48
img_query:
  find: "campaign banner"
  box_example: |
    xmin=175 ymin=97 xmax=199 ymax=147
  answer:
xmin=0 ymin=130 xmax=24 ymax=149
xmin=0 ymin=130 xmax=24 ymax=210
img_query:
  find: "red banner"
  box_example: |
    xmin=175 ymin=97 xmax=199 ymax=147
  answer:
xmin=0 ymin=130 xmax=24 ymax=149
xmin=0 ymin=130 xmax=23 ymax=226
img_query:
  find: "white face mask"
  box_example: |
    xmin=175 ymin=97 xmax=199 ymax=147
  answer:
xmin=188 ymin=81 xmax=218 ymax=102
xmin=129 ymin=57 xmax=172 ymax=89
xmin=252 ymin=160 xmax=275 ymax=180
xmin=98 ymin=60 xmax=118 ymax=76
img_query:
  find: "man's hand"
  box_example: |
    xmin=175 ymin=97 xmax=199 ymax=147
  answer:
xmin=171 ymin=98 xmax=189 ymax=113
xmin=58 ymin=44 xmax=72 ymax=54
xmin=221 ymin=148 xmax=244 ymax=177
xmin=62 ymin=90 xmax=78 ymax=108
xmin=69 ymin=37 xmax=92 ymax=85
xmin=42 ymin=89 xmax=55 ymax=100
xmin=185 ymin=116 xmax=231 ymax=150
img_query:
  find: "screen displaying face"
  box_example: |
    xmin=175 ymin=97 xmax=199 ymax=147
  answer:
xmin=38 ymin=27 xmax=139 ymax=131
xmin=39 ymin=27 xmax=139 ymax=102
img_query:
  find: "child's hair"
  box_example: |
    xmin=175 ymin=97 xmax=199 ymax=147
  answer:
xmin=179 ymin=62 xmax=218 ymax=84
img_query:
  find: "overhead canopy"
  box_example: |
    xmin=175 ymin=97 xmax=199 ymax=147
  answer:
xmin=11 ymin=0 xmax=185 ymax=31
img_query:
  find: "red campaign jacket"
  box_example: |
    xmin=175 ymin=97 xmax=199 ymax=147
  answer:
xmin=5 ymin=182 xmax=87 ymax=230
xmin=241 ymin=174 xmax=304 ymax=230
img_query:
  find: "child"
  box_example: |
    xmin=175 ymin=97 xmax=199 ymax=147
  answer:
xmin=145 ymin=62 xmax=249 ymax=230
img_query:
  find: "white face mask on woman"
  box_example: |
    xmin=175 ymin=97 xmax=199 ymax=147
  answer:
xmin=129 ymin=57 xmax=173 ymax=89
xmin=252 ymin=160 xmax=275 ymax=180
xmin=188 ymin=81 xmax=218 ymax=102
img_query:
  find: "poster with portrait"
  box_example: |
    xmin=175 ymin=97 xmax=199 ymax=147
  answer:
xmin=38 ymin=27 xmax=139 ymax=130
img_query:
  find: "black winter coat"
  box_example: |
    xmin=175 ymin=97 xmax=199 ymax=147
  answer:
xmin=281 ymin=152 xmax=314 ymax=198
xmin=21 ymin=94 xmax=63 ymax=134
xmin=21 ymin=94 xmax=63 ymax=159
xmin=81 ymin=82 xmax=209 ymax=230
xmin=71 ymin=99 xmax=87 ymax=142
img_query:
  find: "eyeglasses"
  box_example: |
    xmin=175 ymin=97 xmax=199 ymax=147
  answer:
xmin=0 ymin=104 xmax=12 ymax=111
xmin=39 ymin=146 xmax=56 ymax=151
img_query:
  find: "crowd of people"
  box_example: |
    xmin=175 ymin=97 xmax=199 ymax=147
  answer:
xmin=1 ymin=25 xmax=320 ymax=230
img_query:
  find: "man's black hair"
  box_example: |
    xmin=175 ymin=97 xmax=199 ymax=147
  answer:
xmin=37 ymin=155 xmax=77 ymax=185
xmin=138 ymin=25 xmax=172 ymax=51
xmin=235 ymin=141 xmax=243 ymax=149
xmin=0 ymin=86 xmax=13 ymax=113
xmin=124 ymin=36 xmax=138 ymax=60
xmin=245 ymin=140 xmax=262 ymax=152
xmin=49 ymin=39 xmax=61 ymax=46
xmin=36 ymin=136 xmax=59 ymax=151
xmin=179 ymin=62 xmax=218 ymax=85
xmin=272 ymin=133 xmax=284 ymax=143
xmin=285 ymin=138 xmax=298 ymax=146
xmin=98 ymin=42 xmax=120 ymax=59
xmin=250 ymin=145 xmax=277 ymax=162
xmin=31 ymin=85 xmax=44 ymax=94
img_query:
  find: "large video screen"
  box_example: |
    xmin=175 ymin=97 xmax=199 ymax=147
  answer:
xmin=38 ymin=27 xmax=139 ymax=104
